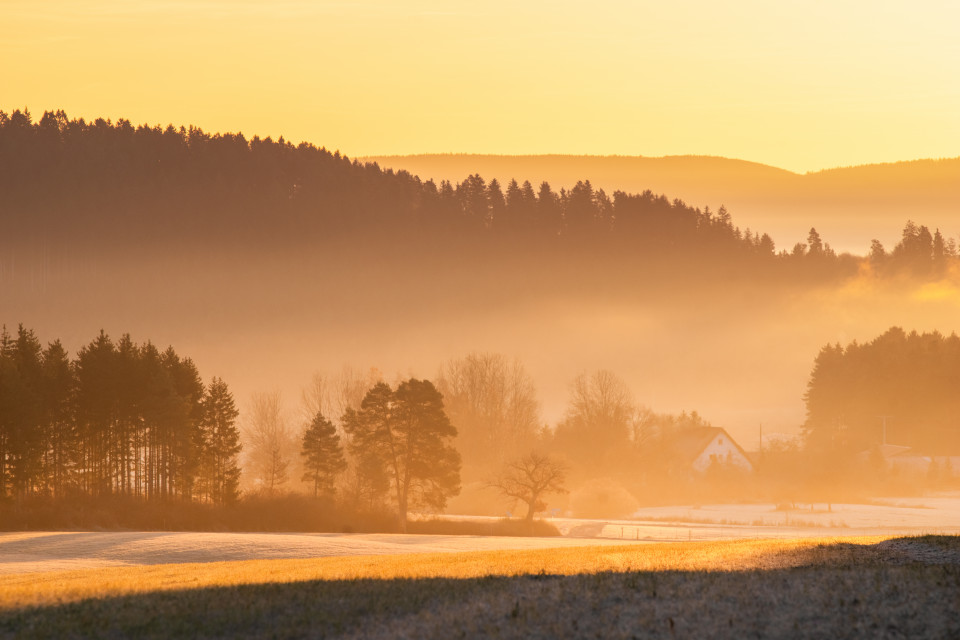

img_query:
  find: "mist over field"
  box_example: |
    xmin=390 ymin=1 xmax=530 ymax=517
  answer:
xmin=6 ymin=241 xmax=960 ymax=449
xmin=3 ymin=111 xmax=960 ymax=520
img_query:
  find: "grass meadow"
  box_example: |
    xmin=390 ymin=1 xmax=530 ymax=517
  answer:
xmin=1 ymin=535 xmax=959 ymax=638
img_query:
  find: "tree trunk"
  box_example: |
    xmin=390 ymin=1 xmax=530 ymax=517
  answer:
xmin=524 ymin=493 xmax=537 ymax=522
xmin=397 ymin=478 xmax=409 ymax=533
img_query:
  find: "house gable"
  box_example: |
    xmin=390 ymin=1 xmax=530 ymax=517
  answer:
xmin=664 ymin=426 xmax=754 ymax=474
xmin=691 ymin=432 xmax=753 ymax=472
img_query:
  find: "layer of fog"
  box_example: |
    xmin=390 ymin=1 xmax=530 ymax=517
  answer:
xmin=5 ymin=244 xmax=959 ymax=451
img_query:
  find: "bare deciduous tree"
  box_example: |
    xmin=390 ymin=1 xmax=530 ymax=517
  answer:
xmin=491 ymin=452 xmax=568 ymax=523
xmin=437 ymin=353 xmax=540 ymax=476
xmin=244 ymin=391 xmax=293 ymax=495
xmin=554 ymin=370 xmax=636 ymax=470
xmin=566 ymin=369 xmax=634 ymax=435
xmin=300 ymin=366 xmax=383 ymax=428
xmin=300 ymin=372 xmax=333 ymax=426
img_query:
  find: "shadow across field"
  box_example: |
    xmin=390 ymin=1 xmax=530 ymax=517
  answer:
xmin=2 ymin=537 xmax=959 ymax=639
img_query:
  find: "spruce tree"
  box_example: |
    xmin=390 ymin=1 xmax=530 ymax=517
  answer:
xmin=200 ymin=377 xmax=242 ymax=505
xmin=300 ymin=411 xmax=346 ymax=498
xmin=41 ymin=340 xmax=75 ymax=498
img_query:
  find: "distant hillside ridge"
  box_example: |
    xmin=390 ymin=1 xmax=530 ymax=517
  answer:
xmin=362 ymin=154 xmax=960 ymax=251
xmin=0 ymin=109 xmax=812 ymax=268
xmin=2 ymin=109 xmax=953 ymax=273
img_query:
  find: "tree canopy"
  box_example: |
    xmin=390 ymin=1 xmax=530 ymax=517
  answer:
xmin=490 ymin=452 xmax=568 ymax=522
xmin=804 ymin=327 xmax=960 ymax=454
xmin=0 ymin=325 xmax=237 ymax=503
xmin=0 ymin=108 xmax=866 ymax=280
xmin=300 ymin=410 xmax=346 ymax=498
xmin=343 ymin=379 xmax=460 ymax=531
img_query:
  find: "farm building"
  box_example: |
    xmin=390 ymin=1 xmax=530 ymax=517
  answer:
xmin=858 ymin=444 xmax=960 ymax=476
xmin=663 ymin=426 xmax=754 ymax=474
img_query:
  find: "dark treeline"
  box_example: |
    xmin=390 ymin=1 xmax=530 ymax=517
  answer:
xmin=0 ymin=325 xmax=241 ymax=505
xmin=804 ymin=327 xmax=960 ymax=454
xmin=0 ymin=325 xmax=464 ymax=533
xmin=869 ymin=221 xmax=960 ymax=278
xmin=1 ymin=109 xmax=860 ymax=278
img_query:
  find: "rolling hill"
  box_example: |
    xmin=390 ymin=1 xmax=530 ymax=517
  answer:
xmin=363 ymin=154 xmax=960 ymax=253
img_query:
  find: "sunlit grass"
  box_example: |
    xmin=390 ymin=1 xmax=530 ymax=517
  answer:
xmin=0 ymin=535 xmax=896 ymax=611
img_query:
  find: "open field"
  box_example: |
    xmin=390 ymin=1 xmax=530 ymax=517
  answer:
xmin=4 ymin=496 xmax=959 ymax=575
xmin=445 ymin=497 xmax=960 ymax=542
xmin=627 ymin=498 xmax=960 ymax=531
xmin=2 ymin=535 xmax=959 ymax=638
xmin=3 ymin=499 xmax=959 ymax=637
xmin=0 ymin=531 xmax=640 ymax=576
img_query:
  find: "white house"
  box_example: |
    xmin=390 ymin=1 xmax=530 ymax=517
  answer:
xmin=664 ymin=426 xmax=754 ymax=473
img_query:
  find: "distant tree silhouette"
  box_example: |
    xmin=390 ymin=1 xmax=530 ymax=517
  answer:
xmin=869 ymin=239 xmax=886 ymax=271
xmin=0 ymin=325 xmax=229 ymax=503
xmin=436 ymin=353 xmax=540 ymax=479
xmin=8 ymin=108 xmax=954 ymax=286
xmin=245 ymin=391 xmax=292 ymax=495
xmin=553 ymin=370 xmax=635 ymax=474
xmin=490 ymin=452 xmax=568 ymax=523
xmin=200 ymin=377 xmax=242 ymax=505
xmin=343 ymin=379 xmax=460 ymax=532
xmin=803 ymin=327 xmax=960 ymax=453
xmin=807 ymin=228 xmax=824 ymax=255
xmin=40 ymin=339 xmax=74 ymax=498
xmin=300 ymin=410 xmax=346 ymax=498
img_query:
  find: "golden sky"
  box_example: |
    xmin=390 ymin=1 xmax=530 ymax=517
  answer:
xmin=3 ymin=0 xmax=958 ymax=172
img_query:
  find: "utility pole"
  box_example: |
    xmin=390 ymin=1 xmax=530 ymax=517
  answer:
xmin=757 ymin=422 xmax=763 ymax=471
xmin=877 ymin=415 xmax=893 ymax=445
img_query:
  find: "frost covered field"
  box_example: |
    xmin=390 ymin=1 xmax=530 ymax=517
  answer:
xmin=448 ymin=496 xmax=960 ymax=542
xmin=2 ymin=535 xmax=960 ymax=638
xmin=3 ymin=499 xmax=960 ymax=638
xmin=2 ymin=497 xmax=959 ymax=576
xmin=0 ymin=531 xmax=639 ymax=575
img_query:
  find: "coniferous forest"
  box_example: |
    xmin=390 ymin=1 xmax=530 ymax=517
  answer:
xmin=2 ymin=109 xmax=954 ymax=281
xmin=804 ymin=328 xmax=960 ymax=453
xmin=0 ymin=325 xmax=240 ymax=504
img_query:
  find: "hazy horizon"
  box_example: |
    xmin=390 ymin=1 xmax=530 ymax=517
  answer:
xmin=5 ymin=1 xmax=958 ymax=172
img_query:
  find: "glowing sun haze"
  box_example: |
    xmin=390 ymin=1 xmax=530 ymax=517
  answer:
xmin=3 ymin=0 xmax=958 ymax=173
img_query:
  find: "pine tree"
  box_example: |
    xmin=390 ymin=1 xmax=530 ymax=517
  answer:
xmin=487 ymin=178 xmax=505 ymax=227
xmin=74 ymin=330 xmax=117 ymax=497
xmin=807 ymin=228 xmax=824 ymax=255
xmin=392 ymin=379 xmax=461 ymax=521
xmin=0 ymin=326 xmax=18 ymax=497
xmin=341 ymin=383 xmax=394 ymax=507
xmin=200 ymin=377 xmax=242 ymax=504
xmin=41 ymin=340 xmax=75 ymax=498
xmin=300 ymin=411 xmax=346 ymax=498
xmin=869 ymin=239 xmax=886 ymax=273
xmin=933 ymin=229 xmax=946 ymax=274
xmin=344 ymin=380 xmax=460 ymax=531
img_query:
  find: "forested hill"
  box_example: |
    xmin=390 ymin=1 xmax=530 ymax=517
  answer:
xmin=364 ymin=154 xmax=960 ymax=253
xmin=0 ymin=109 xmax=815 ymax=266
xmin=6 ymin=109 xmax=958 ymax=283
xmin=0 ymin=110 xmax=423 ymax=249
